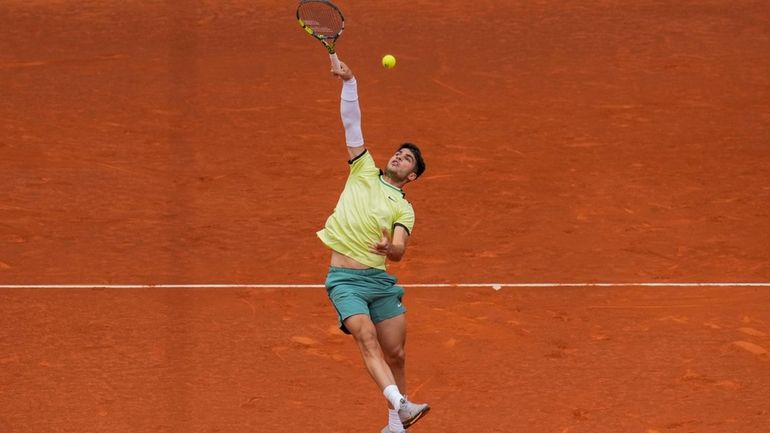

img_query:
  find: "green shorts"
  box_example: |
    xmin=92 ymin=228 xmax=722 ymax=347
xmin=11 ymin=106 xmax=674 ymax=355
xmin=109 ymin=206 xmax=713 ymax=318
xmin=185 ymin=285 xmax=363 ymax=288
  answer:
xmin=324 ymin=267 xmax=407 ymax=335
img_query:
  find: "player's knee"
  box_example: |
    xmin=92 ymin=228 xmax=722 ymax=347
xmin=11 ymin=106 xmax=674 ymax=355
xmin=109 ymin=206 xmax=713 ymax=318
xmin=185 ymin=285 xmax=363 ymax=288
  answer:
xmin=353 ymin=328 xmax=380 ymax=355
xmin=384 ymin=346 xmax=405 ymax=367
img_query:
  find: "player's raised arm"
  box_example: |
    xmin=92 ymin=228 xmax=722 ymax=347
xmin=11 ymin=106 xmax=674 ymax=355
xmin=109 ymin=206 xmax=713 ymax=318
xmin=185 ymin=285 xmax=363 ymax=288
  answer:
xmin=334 ymin=62 xmax=366 ymax=160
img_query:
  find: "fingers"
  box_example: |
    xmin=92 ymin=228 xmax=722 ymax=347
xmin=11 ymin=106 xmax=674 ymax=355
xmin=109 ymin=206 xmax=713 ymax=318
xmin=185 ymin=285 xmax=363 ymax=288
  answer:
xmin=331 ymin=62 xmax=353 ymax=80
xmin=332 ymin=63 xmax=345 ymax=74
xmin=331 ymin=68 xmax=349 ymax=79
xmin=367 ymin=227 xmax=391 ymax=255
xmin=368 ymin=241 xmax=388 ymax=255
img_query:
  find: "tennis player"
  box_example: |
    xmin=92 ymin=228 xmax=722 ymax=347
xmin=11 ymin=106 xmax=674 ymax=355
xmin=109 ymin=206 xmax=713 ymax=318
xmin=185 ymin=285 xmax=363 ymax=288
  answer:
xmin=317 ymin=61 xmax=430 ymax=433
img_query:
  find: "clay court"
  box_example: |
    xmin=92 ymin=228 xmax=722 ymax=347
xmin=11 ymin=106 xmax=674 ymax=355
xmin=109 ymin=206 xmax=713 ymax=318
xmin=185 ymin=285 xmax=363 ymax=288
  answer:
xmin=1 ymin=0 xmax=769 ymax=432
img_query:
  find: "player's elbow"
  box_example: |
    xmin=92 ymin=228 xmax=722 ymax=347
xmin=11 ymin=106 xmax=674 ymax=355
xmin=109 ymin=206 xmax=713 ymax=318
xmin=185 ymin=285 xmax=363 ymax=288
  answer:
xmin=387 ymin=245 xmax=406 ymax=262
xmin=388 ymin=253 xmax=403 ymax=262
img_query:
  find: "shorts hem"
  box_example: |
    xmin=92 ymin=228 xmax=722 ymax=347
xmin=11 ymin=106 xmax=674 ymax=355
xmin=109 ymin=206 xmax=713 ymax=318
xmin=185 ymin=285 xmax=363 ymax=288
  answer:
xmin=338 ymin=311 xmax=370 ymax=335
xmin=372 ymin=308 xmax=407 ymax=325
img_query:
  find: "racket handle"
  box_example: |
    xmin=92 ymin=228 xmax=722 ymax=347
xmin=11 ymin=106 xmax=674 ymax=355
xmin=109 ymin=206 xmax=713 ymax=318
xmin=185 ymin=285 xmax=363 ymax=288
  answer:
xmin=330 ymin=53 xmax=342 ymax=72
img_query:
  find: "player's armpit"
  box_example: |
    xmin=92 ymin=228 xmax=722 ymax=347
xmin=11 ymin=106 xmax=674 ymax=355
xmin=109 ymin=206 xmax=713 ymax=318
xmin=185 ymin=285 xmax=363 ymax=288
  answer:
xmin=347 ymin=145 xmax=366 ymax=160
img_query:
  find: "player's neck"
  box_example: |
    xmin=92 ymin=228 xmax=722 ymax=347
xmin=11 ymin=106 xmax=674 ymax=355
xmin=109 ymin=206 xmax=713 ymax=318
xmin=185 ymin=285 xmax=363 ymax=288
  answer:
xmin=382 ymin=173 xmax=408 ymax=190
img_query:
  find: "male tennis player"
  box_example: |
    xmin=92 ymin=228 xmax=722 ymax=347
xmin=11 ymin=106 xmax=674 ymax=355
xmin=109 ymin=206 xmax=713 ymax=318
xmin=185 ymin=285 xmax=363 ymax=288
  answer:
xmin=317 ymin=61 xmax=429 ymax=433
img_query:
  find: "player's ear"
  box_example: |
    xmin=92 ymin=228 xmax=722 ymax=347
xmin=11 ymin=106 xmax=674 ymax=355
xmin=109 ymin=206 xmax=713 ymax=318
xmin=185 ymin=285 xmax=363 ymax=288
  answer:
xmin=407 ymin=172 xmax=418 ymax=182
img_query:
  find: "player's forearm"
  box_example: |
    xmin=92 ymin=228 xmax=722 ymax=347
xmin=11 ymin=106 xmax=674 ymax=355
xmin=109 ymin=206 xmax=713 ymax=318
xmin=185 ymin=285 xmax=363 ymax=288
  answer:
xmin=340 ymin=78 xmax=364 ymax=147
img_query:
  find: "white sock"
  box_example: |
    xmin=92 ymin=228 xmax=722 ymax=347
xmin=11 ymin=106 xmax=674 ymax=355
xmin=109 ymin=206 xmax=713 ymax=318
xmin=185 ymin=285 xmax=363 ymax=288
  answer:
xmin=382 ymin=384 xmax=405 ymax=411
xmin=388 ymin=408 xmax=404 ymax=432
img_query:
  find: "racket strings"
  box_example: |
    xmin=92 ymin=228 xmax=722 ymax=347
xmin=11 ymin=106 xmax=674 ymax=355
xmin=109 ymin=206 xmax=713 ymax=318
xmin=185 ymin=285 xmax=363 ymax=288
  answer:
xmin=298 ymin=2 xmax=343 ymax=38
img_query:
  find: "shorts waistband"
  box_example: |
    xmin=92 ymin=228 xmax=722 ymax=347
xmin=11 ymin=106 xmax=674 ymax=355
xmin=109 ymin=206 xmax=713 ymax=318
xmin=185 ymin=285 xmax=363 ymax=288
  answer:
xmin=328 ymin=266 xmax=387 ymax=276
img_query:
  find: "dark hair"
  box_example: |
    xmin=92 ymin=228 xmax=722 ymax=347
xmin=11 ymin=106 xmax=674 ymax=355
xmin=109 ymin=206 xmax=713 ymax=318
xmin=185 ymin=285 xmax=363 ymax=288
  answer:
xmin=399 ymin=142 xmax=426 ymax=178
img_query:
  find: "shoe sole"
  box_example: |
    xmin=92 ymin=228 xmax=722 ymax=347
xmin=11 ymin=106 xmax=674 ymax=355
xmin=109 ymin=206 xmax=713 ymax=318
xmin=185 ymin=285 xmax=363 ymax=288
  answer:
xmin=402 ymin=405 xmax=430 ymax=428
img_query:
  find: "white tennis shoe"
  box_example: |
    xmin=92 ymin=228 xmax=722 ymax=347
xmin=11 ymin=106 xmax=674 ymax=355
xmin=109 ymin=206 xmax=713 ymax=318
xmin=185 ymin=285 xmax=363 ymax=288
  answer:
xmin=398 ymin=398 xmax=430 ymax=428
xmin=380 ymin=427 xmax=407 ymax=433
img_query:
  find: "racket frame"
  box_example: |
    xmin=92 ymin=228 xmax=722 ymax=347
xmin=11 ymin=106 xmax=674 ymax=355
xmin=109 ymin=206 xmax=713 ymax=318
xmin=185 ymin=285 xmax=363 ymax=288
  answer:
xmin=296 ymin=0 xmax=345 ymax=71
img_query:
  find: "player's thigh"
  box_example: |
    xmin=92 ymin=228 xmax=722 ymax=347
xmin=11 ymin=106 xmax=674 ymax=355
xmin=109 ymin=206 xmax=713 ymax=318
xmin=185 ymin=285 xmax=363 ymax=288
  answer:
xmin=327 ymin=286 xmax=369 ymax=334
xmin=375 ymin=312 xmax=407 ymax=358
xmin=369 ymin=283 xmax=406 ymax=324
xmin=344 ymin=313 xmax=381 ymax=348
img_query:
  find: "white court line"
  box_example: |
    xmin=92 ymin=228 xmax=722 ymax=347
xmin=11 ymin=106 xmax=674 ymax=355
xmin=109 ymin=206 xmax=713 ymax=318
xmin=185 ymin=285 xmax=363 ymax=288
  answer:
xmin=1 ymin=282 xmax=770 ymax=290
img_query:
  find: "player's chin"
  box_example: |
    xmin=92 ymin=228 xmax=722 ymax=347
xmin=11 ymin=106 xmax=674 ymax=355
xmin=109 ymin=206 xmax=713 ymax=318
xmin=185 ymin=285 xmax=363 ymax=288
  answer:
xmin=385 ymin=168 xmax=407 ymax=182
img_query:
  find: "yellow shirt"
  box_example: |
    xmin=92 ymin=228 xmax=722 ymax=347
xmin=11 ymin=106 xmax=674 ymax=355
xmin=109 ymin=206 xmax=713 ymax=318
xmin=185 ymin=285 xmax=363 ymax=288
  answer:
xmin=317 ymin=150 xmax=415 ymax=270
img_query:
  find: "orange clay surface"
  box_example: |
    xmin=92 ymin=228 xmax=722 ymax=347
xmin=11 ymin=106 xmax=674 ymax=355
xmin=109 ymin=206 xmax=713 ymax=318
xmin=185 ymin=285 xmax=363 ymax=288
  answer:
xmin=1 ymin=1 xmax=769 ymax=432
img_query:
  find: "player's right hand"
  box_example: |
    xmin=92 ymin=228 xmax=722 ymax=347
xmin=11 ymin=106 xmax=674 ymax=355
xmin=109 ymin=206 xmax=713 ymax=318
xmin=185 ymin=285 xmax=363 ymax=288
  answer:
xmin=333 ymin=61 xmax=354 ymax=81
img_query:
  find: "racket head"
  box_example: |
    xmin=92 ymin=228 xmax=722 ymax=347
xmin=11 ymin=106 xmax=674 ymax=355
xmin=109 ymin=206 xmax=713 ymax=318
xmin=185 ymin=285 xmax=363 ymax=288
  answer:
xmin=296 ymin=0 xmax=345 ymax=53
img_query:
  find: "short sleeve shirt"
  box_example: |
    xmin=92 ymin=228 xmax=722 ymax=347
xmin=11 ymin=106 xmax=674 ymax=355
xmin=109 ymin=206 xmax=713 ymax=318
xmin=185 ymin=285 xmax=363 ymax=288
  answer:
xmin=317 ymin=150 xmax=415 ymax=269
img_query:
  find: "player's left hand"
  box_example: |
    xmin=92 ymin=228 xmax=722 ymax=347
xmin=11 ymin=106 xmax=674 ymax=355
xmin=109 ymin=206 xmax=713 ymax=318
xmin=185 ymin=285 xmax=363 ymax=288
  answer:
xmin=369 ymin=227 xmax=391 ymax=256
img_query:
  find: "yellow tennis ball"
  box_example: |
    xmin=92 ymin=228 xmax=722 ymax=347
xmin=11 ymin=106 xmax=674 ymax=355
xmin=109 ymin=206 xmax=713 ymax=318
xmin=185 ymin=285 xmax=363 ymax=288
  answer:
xmin=382 ymin=54 xmax=396 ymax=69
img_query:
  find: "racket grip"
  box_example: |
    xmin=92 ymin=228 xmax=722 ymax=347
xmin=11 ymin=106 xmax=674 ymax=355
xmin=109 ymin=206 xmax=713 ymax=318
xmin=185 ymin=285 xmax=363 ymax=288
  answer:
xmin=330 ymin=53 xmax=342 ymax=72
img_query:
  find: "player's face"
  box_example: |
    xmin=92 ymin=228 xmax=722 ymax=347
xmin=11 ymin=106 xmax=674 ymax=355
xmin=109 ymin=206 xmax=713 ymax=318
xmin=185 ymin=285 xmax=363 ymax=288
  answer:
xmin=386 ymin=148 xmax=418 ymax=183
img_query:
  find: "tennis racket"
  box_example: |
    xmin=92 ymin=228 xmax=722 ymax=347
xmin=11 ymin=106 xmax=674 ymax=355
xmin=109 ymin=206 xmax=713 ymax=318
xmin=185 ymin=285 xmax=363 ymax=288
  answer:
xmin=296 ymin=0 xmax=345 ymax=72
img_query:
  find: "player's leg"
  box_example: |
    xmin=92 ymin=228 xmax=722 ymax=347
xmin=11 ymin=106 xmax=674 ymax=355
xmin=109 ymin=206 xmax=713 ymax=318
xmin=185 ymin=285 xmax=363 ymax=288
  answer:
xmin=342 ymin=313 xmax=399 ymax=390
xmin=375 ymin=314 xmax=410 ymax=433
xmin=325 ymin=268 xmax=407 ymax=411
xmin=371 ymin=290 xmax=430 ymax=430
xmin=375 ymin=314 xmax=407 ymax=394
